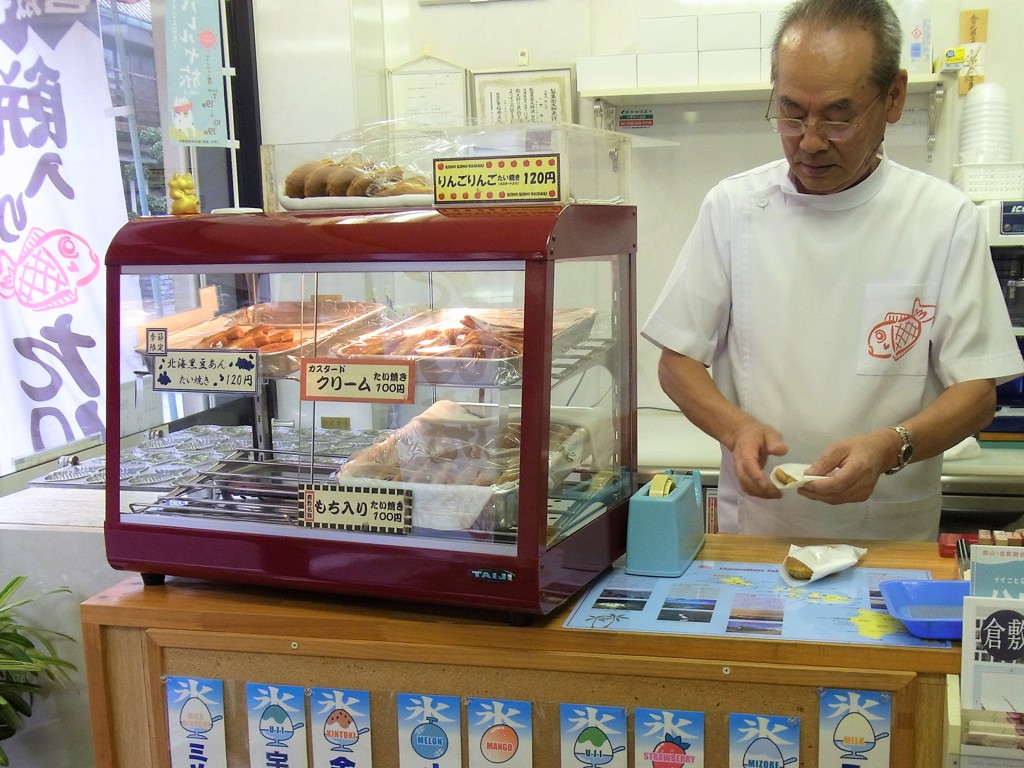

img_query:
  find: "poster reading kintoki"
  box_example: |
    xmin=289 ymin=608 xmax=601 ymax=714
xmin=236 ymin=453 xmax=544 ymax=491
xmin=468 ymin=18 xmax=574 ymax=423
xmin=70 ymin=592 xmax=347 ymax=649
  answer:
xmin=728 ymin=713 xmax=800 ymax=768
xmin=246 ymin=682 xmax=309 ymax=768
xmin=634 ymin=707 xmax=704 ymax=767
xmin=559 ymin=703 xmax=627 ymax=768
xmin=818 ymin=688 xmax=891 ymax=767
xmin=166 ymin=676 xmax=227 ymax=768
xmin=397 ymin=692 xmax=462 ymax=768
xmin=310 ymin=687 xmax=373 ymax=767
xmin=468 ymin=697 xmax=533 ymax=768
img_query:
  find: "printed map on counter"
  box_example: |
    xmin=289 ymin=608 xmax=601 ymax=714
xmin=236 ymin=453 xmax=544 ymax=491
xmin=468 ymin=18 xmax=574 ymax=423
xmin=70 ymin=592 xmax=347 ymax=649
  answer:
xmin=564 ymin=560 xmax=949 ymax=648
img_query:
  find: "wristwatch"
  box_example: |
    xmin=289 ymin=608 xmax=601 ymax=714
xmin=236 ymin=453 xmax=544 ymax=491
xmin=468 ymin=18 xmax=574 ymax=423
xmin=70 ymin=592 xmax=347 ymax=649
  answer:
xmin=885 ymin=425 xmax=913 ymax=475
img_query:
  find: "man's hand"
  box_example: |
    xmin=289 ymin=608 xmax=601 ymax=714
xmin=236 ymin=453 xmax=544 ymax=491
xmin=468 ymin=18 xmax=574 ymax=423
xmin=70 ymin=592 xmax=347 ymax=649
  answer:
xmin=731 ymin=419 xmax=789 ymax=499
xmin=798 ymin=428 xmax=898 ymax=504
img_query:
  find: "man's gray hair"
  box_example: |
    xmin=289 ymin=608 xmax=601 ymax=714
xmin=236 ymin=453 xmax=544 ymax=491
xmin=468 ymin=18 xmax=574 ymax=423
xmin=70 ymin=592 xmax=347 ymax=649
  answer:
xmin=769 ymin=0 xmax=903 ymax=90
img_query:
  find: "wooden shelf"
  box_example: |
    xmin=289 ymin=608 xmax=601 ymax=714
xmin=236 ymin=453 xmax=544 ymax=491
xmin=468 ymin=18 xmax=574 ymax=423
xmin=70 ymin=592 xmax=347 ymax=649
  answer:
xmin=581 ymin=73 xmax=949 ymax=107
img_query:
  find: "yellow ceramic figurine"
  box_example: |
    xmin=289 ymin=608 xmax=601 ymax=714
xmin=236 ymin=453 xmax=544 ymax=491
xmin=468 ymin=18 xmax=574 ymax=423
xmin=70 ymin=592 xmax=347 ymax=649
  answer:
xmin=168 ymin=172 xmax=200 ymax=215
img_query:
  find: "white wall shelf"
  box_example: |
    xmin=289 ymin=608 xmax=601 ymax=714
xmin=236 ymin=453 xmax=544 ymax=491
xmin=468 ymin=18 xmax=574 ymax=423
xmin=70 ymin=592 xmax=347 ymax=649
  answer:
xmin=581 ymin=73 xmax=949 ymax=107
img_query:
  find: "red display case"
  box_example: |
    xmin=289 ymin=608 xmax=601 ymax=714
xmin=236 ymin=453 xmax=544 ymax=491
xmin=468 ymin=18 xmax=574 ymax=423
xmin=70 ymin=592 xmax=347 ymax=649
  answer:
xmin=104 ymin=204 xmax=637 ymax=619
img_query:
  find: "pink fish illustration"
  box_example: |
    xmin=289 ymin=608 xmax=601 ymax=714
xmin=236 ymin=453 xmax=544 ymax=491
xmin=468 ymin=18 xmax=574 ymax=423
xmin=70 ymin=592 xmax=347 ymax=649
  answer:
xmin=0 ymin=228 xmax=100 ymax=311
xmin=867 ymin=297 xmax=936 ymax=360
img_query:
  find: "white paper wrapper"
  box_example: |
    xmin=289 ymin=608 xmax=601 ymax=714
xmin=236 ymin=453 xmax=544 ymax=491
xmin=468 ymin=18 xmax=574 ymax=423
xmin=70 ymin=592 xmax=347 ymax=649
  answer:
xmin=779 ymin=543 xmax=867 ymax=586
xmin=770 ymin=462 xmax=829 ymax=490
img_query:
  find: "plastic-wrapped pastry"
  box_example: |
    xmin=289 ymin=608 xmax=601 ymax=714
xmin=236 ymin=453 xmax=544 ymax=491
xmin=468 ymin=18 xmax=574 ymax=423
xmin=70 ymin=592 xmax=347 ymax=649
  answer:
xmin=285 ymin=159 xmax=331 ymax=198
xmin=303 ymin=162 xmax=340 ymax=197
xmin=326 ymin=165 xmax=369 ymax=197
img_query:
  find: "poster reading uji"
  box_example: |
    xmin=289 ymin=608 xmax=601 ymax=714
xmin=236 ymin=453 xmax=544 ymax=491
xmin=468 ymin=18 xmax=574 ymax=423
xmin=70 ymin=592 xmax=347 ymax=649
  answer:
xmin=0 ymin=1 xmax=127 ymax=475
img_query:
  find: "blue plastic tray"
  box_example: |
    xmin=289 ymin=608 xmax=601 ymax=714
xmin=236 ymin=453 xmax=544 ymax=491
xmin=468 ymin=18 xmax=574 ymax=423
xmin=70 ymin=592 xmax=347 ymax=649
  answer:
xmin=878 ymin=579 xmax=970 ymax=640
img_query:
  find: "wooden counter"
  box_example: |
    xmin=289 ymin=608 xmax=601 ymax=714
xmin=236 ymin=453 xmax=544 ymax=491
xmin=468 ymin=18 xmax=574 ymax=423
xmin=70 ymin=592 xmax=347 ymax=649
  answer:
xmin=82 ymin=535 xmax=960 ymax=767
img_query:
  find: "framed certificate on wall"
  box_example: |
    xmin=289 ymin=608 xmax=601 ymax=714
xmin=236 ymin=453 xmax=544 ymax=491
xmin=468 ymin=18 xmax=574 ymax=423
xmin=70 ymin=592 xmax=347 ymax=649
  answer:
xmin=471 ymin=67 xmax=575 ymax=124
xmin=389 ymin=55 xmax=469 ymax=127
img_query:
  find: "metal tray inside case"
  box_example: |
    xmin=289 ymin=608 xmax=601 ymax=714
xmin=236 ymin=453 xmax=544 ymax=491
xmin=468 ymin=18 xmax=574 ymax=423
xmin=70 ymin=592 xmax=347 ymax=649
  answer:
xmin=328 ymin=307 xmax=596 ymax=386
xmin=140 ymin=300 xmax=385 ymax=378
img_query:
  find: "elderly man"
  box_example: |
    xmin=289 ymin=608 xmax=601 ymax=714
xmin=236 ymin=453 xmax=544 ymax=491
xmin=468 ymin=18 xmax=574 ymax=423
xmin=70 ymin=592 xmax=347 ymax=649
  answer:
xmin=642 ymin=0 xmax=1024 ymax=539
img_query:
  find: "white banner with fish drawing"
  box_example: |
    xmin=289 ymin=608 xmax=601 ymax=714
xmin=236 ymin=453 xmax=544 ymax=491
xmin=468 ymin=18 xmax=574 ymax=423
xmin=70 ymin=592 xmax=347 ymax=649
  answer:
xmin=0 ymin=6 xmax=127 ymax=475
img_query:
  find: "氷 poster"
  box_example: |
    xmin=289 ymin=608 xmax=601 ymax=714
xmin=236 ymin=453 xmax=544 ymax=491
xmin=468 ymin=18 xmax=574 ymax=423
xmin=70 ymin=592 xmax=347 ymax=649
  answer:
xmin=634 ymin=708 xmax=704 ymax=767
xmin=468 ymin=697 xmax=533 ymax=768
xmin=310 ymin=687 xmax=373 ymax=767
xmin=166 ymin=676 xmax=227 ymax=768
xmin=397 ymin=692 xmax=462 ymax=768
xmin=559 ymin=703 xmax=627 ymax=768
xmin=818 ymin=689 xmax=891 ymax=767
xmin=729 ymin=713 xmax=800 ymax=768
xmin=246 ymin=682 xmax=308 ymax=768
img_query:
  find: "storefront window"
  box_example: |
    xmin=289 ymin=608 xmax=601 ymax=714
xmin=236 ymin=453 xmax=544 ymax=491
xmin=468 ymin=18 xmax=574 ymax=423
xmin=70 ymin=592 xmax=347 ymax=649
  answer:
xmin=0 ymin=0 xmax=259 ymax=490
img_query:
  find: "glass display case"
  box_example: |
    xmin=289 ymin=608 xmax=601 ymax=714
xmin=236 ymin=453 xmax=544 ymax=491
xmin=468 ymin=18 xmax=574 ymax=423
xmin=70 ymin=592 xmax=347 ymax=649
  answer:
xmin=104 ymin=204 xmax=637 ymax=618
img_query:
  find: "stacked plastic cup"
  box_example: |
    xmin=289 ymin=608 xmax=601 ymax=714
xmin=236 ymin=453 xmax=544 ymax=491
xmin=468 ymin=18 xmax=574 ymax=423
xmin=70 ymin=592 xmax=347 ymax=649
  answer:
xmin=959 ymin=82 xmax=1013 ymax=164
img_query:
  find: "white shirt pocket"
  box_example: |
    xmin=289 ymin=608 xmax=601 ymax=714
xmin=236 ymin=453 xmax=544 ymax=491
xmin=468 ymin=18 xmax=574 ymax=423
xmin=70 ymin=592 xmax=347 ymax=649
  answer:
xmin=857 ymin=283 xmax=939 ymax=377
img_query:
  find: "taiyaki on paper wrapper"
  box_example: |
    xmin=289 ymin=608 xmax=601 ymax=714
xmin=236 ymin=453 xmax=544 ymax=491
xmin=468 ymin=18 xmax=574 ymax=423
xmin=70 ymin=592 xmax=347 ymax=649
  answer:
xmin=780 ymin=544 xmax=867 ymax=586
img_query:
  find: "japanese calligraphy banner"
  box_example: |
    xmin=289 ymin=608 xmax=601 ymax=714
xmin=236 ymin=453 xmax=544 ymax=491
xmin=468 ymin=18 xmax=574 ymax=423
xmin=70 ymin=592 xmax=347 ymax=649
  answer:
xmin=0 ymin=3 xmax=127 ymax=474
xmin=165 ymin=0 xmax=230 ymax=146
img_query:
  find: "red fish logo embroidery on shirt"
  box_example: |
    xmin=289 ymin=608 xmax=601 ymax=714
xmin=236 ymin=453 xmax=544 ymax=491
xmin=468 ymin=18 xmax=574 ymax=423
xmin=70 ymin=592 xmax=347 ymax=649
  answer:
xmin=867 ymin=297 xmax=936 ymax=360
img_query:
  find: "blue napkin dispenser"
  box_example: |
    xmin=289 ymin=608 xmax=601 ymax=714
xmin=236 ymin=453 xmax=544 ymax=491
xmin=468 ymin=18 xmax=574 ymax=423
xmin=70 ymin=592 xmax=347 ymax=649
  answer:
xmin=625 ymin=470 xmax=706 ymax=577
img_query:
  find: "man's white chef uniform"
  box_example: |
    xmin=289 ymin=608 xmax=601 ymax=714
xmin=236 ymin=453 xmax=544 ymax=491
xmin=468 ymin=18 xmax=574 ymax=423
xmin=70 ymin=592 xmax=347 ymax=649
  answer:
xmin=642 ymin=155 xmax=1024 ymax=540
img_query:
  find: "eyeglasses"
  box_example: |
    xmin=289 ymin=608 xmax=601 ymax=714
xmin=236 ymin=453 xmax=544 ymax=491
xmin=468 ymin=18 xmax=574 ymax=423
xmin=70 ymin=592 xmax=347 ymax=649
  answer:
xmin=765 ymin=88 xmax=887 ymax=141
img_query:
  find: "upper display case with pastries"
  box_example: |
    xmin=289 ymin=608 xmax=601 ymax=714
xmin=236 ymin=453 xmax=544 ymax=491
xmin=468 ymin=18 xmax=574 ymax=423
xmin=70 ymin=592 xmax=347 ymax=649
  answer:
xmin=104 ymin=204 xmax=638 ymax=620
xmin=260 ymin=121 xmax=639 ymax=212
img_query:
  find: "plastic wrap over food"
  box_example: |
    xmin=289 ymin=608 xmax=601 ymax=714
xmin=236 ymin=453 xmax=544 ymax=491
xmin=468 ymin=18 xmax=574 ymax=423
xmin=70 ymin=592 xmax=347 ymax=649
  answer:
xmin=277 ymin=122 xmax=460 ymax=209
xmin=334 ymin=400 xmax=591 ymax=530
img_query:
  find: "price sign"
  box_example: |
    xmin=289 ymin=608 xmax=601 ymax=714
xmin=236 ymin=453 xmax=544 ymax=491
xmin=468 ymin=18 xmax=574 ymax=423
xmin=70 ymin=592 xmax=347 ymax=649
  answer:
xmin=151 ymin=348 xmax=259 ymax=394
xmin=433 ymin=154 xmax=561 ymax=204
xmin=301 ymin=483 xmax=411 ymax=534
xmin=300 ymin=357 xmax=415 ymax=403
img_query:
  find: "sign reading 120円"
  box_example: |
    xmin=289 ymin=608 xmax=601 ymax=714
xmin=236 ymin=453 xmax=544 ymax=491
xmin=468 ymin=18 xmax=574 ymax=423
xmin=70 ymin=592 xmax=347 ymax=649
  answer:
xmin=433 ymin=154 xmax=561 ymax=204
xmin=300 ymin=357 xmax=415 ymax=404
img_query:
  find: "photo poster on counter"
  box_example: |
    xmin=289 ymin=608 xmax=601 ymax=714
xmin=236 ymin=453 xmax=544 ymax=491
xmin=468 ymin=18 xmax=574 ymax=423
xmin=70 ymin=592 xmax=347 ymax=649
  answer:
xmin=817 ymin=688 xmax=891 ymax=767
xmin=728 ymin=713 xmax=799 ymax=768
xmin=165 ymin=676 xmax=228 ymax=768
xmin=633 ymin=707 xmax=705 ymax=767
xmin=246 ymin=682 xmax=309 ymax=768
xmin=472 ymin=68 xmax=575 ymax=125
xmin=969 ymin=544 xmax=1024 ymax=600
xmin=467 ymin=697 xmax=533 ymax=768
xmin=397 ymin=692 xmax=463 ymax=768
xmin=309 ymin=687 xmax=373 ymax=767
xmin=559 ymin=703 xmax=627 ymax=768
xmin=388 ymin=55 xmax=469 ymax=127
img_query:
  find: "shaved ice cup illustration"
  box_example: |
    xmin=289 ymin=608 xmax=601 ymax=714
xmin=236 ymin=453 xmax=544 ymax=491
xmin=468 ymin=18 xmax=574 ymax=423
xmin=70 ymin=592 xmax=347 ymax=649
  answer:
xmin=411 ymin=716 xmax=449 ymax=760
xmin=323 ymin=707 xmax=370 ymax=752
xmin=833 ymin=711 xmax=888 ymax=760
xmin=178 ymin=695 xmax=222 ymax=739
xmin=258 ymin=702 xmax=304 ymax=747
xmin=573 ymin=725 xmax=625 ymax=767
xmin=742 ymin=736 xmax=796 ymax=767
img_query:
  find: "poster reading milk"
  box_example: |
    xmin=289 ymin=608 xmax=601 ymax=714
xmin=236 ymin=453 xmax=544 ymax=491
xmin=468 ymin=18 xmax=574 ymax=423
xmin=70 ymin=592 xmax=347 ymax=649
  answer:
xmin=166 ymin=676 xmax=227 ymax=768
